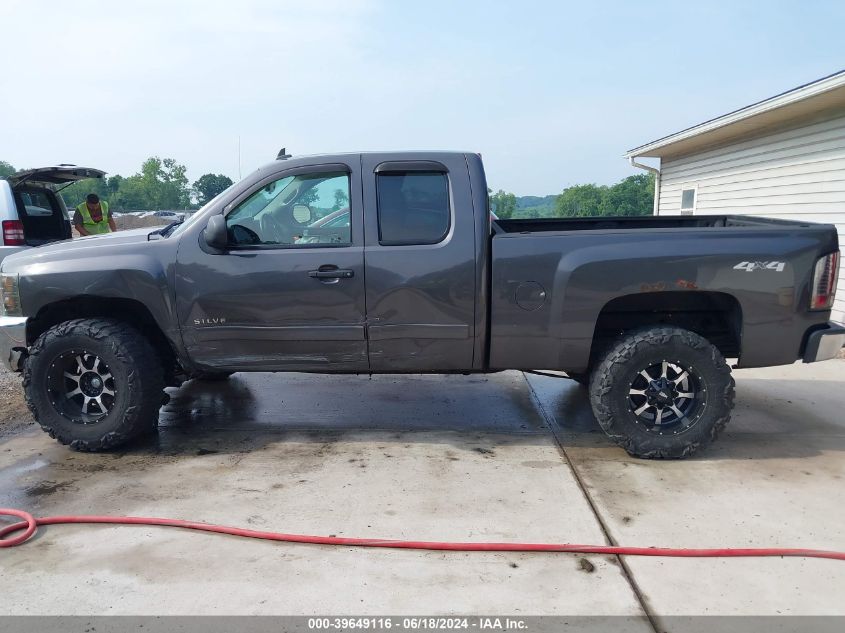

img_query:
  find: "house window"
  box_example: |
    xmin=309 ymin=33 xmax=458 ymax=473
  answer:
xmin=680 ymin=187 xmax=697 ymax=214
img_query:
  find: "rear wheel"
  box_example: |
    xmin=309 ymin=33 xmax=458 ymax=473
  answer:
xmin=23 ymin=318 xmax=164 ymax=451
xmin=588 ymin=326 xmax=734 ymax=459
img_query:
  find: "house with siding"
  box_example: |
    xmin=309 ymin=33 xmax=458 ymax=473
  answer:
xmin=625 ymin=69 xmax=845 ymax=322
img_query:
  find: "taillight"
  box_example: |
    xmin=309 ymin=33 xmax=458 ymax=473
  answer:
xmin=810 ymin=251 xmax=840 ymax=310
xmin=2 ymin=220 xmax=25 ymax=246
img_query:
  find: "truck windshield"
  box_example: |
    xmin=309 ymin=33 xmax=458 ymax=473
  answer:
xmin=168 ymin=183 xmax=237 ymax=238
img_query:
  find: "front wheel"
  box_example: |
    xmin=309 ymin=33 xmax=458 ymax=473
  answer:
xmin=588 ymin=326 xmax=735 ymax=459
xmin=23 ymin=318 xmax=164 ymax=451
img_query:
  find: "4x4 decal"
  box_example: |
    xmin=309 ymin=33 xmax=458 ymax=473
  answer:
xmin=733 ymin=261 xmax=786 ymax=272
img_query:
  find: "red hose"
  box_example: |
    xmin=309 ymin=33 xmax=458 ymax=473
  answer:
xmin=2 ymin=508 xmax=844 ymax=560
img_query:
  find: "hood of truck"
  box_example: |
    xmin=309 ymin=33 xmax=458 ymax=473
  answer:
xmin=0 ymin=227 xmax=165 ymax=272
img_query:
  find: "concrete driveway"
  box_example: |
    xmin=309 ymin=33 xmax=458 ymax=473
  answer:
xmin=1 ymin=361 xmax=844 ymax=629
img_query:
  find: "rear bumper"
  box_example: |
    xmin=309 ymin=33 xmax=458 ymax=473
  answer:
xmin=803 ymin=322 xmax=845 ymax=363
xmin=0 ymin=316 xmax=27 ymax=372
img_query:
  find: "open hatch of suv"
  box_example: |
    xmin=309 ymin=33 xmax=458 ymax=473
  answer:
xmin=0 ymin=165 xmax=105 ymax=264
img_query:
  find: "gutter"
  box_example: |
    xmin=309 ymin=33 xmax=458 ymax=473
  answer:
xmin=629 ymin=157 xmax=660 ymax=216
xmin=624 ymin=69 xmax=845 ymax=158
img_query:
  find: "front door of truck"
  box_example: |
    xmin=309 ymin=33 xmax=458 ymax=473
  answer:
xmin=175 ymin=161 xmax=368 ymax=371
xmin=361 ymin=154 xmax=477 ymax=371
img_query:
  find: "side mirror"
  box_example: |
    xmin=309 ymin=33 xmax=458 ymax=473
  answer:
xmin=204 ymin=215 xmax=228 ymax=250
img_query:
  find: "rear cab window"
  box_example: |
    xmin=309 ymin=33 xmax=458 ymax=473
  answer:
xmin=376 ymin=171 xmax=450 ymax=245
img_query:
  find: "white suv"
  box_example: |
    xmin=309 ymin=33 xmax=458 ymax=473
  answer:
xmin=0 ymin=165 xmax=105 ymax=265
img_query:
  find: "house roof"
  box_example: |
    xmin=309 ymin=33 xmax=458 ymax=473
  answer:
xmin=625 ymin=69 xmax=845 ymax=160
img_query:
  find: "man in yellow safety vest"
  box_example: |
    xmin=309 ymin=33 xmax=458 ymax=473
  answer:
xmin=73 ymin=193 xmax=117 ymax=236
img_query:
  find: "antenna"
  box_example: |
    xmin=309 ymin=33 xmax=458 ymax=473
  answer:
xmin=276 ymin=147 xmax=292 ymax=160
xmin=238 ymin=136 xmax=242 ymax=179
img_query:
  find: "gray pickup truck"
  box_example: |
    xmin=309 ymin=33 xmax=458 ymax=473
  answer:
xmin=1 ymin=151 xmax=843 ymax=458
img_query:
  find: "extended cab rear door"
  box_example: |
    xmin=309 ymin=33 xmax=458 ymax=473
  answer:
xmin=361 ymin=153 xmax=478 ymax=371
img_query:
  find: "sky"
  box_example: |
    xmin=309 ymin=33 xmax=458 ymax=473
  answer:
xmin=1 ymin=0 xmax=844 ymax=195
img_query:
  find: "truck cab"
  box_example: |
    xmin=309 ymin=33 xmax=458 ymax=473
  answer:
xmin=172 ymin=152 xmax=489 ymax=373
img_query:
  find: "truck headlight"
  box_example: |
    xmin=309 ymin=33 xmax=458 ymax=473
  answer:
xmin=0 ymin=274 xmax=22 ymax=316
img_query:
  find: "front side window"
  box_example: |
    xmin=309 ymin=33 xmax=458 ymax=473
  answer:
xmin=226 ymin=171 xmax=351 ymax=247
xmin=376 ymin=171 xmax=450 ymax=245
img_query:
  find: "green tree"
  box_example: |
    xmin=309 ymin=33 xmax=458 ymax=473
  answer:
xmin=110 ymin=175 xmax=146 ymax=209
xmin=554 ymin=184 xmax=607 ymax=217
xmin=601 ymin=173 xmax=654 ymax=216
xmin=193 ymin=173 xmax=234 ymax=206
xmin=298 ymin=188 xmax=319 ymax=206
xmin=115 ymin=157 xmax=191 ymax=210
xmin=60 ymin=157 xmax=194 ymax=210
xmin=107 ymin=174 xmax=125 ymax=198
xmin=332 ymin=188 xmax=349 ymax=211
xmin=489 ymin=189 xmax=517 ymax=218
xmin=553 ymin=173 xmax=654 ymax=218
xmin=0 ymin=161 xmax=16 ymax=179
xmin=60 ymin=176 xmax=113 ymax=209
xmin=150 ymin=157 xmax=190 ymax=209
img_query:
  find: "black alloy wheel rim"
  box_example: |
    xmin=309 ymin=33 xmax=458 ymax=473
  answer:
xmin=627 ymin=360 xmax=706 ymax=434
xmin=46 ymin=351 xmax=117 ymax=424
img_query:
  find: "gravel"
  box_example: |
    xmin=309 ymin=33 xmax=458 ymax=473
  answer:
xmin=0 ymin=367 xmax=33 ymax=437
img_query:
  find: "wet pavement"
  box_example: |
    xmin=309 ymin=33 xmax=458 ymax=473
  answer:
xmin=1 ymin=363 xmax=844 ymax=625
xmin=528 ymin=361 xmax=845 ymax=619
xmin=0 ymin=371 xmax=645 ymax=620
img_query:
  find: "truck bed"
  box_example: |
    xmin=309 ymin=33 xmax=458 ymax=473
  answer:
xmin=488 ymin=213 xmax=838 ymax=373
xmin=493 ymin=214 xmax=820 ymax=234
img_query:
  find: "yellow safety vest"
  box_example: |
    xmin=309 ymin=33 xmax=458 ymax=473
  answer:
xmin=76 ymin=201 xmax=111 ymax=234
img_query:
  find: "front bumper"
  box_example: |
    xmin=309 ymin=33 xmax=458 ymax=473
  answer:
xmin=803 ymin=322 xmax=845 ymax=363
xmin=0 ymin=316 xmax=27 ymax=372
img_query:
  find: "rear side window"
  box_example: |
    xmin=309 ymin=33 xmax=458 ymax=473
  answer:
xmin=376 ymin=171 xmax=450 ymax=245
